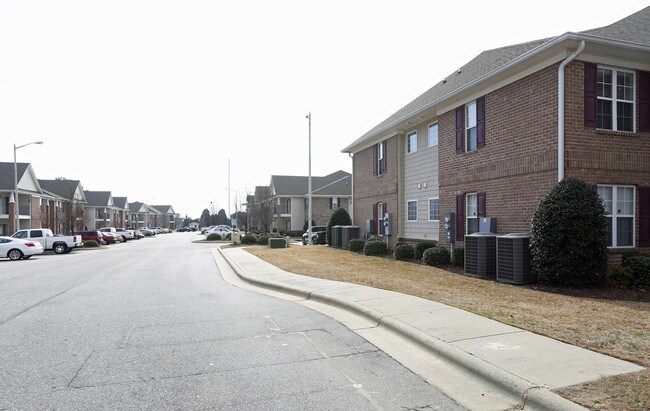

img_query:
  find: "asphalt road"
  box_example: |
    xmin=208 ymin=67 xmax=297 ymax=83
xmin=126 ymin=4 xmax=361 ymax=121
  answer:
xmin=0 ymin=232 xmax=464 ymax=410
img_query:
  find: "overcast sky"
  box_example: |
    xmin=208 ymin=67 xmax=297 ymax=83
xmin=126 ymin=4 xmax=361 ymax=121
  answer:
xmin=1 ymin=1 xmax=647 ymax=219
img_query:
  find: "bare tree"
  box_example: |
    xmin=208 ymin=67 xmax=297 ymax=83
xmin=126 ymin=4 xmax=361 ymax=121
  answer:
xmin=253 ymin=186 xmax=272 ymax=233
xmin=62 ymin=187 xmax=85 ymax=232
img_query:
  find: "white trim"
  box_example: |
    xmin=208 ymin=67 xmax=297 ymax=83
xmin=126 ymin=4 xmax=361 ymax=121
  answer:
xmin=406 ymin=130 xmax=417 ymax=154
xmin=428 ymin=122 xmax=438 ymax=147
xmin=407 ymin=199 xmax=418 ymax=222
xmin=466 ymin=193 xmax=478 ymax=235
xmin=465 ymin=101 xmax=477 ymax=153
xmin=598 ymin=184 xmax=636 ymax=248
xmin=428 ymin=197 xmax=439 ymax=222
xmin=596 ymin=65 xmax=636 ymax=132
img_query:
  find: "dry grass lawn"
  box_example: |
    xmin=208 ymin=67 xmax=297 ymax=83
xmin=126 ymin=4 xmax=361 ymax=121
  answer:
xmin=245 ymin=245 xmax=650 ymax=411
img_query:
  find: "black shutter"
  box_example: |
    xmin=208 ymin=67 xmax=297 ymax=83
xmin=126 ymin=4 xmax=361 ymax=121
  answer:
xmin=456 ymin=194 xmax=465 ymax=242
xmin=584 ymin=62 xmax=598 ymax=128
xmin=477 ymin=192 xmax=486 ymax=218
xmin=329 ymin=198 xmax=333 ymax=209
xmin=455 ymin=106 xmax=464 ymax=153
xmin=639 ymin=71 xmax=650 ymax=132
xmin=372 ymin=143 xmax=378 ymax=176
xmin=640 ymin=187 xmax=650 ymax=247
xmin=477 ymin=97 xmax=485 ymax=148
xmin=372 ymin=203 xmax=378 ymax=235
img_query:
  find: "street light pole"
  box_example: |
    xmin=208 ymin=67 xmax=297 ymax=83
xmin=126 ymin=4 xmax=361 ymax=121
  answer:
xmin=306 ymin=112 xmax=312 ymax=245
xmin=13 ymin=141 xmax=44 ymax=232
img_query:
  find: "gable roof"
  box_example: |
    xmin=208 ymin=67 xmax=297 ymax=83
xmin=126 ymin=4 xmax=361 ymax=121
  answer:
xmin=39 ymin=179 xmax=86 ymax=202
xmin=84 ymin=191 xmax=113 ymax=207
xmin=113 ymin=196 xmax=128 ymax=209
xmin=270 ymin=170 xmax=351 ymax=197
xmin=0 ymin=162 xmax=42 ymax=193
xmin=152 ymin=205 xmax=175 ymax=214
xmin=343 ymin=6 xmax=650 ymax=153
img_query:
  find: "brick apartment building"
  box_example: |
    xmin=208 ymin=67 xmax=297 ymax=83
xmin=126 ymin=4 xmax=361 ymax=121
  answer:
xmin=343 ymin=7 xmax=650 ymax=259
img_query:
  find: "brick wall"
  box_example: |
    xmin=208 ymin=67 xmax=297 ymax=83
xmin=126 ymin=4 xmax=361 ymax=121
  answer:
xmin=353 ymin=135 xmax=399 ymax=248
xmin=439 ymin=63 xmax=561 ymax=247
xmin=438 ymin=59 xmax=650 ymax=257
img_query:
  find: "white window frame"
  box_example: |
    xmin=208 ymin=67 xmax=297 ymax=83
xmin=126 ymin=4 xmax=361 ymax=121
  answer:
xmin=598 ymin=185 xmax=635 ymax=248
xmin=377 ymin=141 xmax=385 ymax=176
xmin=596 ymin=66 xmax=635 ymax=132
xmin=407 ymin=131 xmax=417 ymax=154
xmin=465 ymin=101 xmax=477 ymax=152
xmin=331 ymin=197 xmax=338 ymax=210
xmin=466 ymin=193 xmax=478 ymax=235
xmin=407 ymin=200 xmax=418 ymax=222
xmin=377 ymin=202 xmax=384 ymax=235
xmin=428 ymin=122 xmax=438 ymax=147
xmin=428 ymin=197 xmax=439 ymax=221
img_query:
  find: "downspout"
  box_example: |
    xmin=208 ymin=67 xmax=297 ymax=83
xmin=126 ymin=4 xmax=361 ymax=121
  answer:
xmin=348 ymin=153 xmax=354 ymax=223
xmin=558 ymin=40 xmax=585 ymax=182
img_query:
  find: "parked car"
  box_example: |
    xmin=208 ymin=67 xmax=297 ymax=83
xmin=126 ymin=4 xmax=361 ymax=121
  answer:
xmin=0 ymin=236 xmax=44 ymax=260
xmin=205 ymin=226 xmax=232 ymax=238
xmin=69 ymin=230 xmax=103 ymax=244
xmin=99 ymin=227 xmax=134 ymax=241
xmin=177 ymin=226 xmax=190 ymax=232
xmin=101 ymin=232 xmax=119 ymax=243
xmin=302 ymin=226 xmax=327 ymax=245
xmin=133 ymin=230 xmax=145 ymax=239
xmin=12 ymin=229 xmax=83 ymax=254
xmin=139 ymin=229 xmax=155 ymax=236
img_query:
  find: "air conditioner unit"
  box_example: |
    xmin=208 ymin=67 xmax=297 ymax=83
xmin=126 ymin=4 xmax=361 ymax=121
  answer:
xmin=464 ymin=232 xmax=497 ymax=279
xmin=497 ymin=233 xmax=533 ymax=284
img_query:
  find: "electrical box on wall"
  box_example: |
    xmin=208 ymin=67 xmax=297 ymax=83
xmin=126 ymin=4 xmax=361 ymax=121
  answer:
xmin=383 ymin=213 xmax=392 ymax=236
xmin=445 ymin=212 xmax=455 ymax=242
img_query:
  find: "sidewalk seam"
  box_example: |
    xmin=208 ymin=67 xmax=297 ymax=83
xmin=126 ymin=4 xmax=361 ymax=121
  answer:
xmin=216 ymin=247 xmax=586 ymax=411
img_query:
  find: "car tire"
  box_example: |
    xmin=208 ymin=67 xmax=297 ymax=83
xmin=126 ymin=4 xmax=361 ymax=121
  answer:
xmin=8 ymin=249 xmax=23 ymax=260
xmin=53 ymin=243 xmax=68 ymax=254
xmin=23 ymin=255 xmax=32 ymax=259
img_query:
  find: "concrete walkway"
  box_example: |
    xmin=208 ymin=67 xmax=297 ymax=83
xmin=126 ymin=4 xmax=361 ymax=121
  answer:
xmin=213 ymin=247 xmax=643 ymax=411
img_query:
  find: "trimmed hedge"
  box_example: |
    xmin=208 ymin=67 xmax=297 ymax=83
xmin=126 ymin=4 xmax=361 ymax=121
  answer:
xmin=422 ymin=247 xmax=451 ymax=266
xmin=530 ymin=178 xmax=608 ymax=287
xmin=348 ymin=238 xmax=365 ymax=252
xmin=394 ymin=244 xmax=415 ymax=261
xmin=364 ymin=240 xmax=388 ymax=256
xmin=83 ymin=240 xmax=99 ymax=248
xmin=621 ymin=255 xmax=650 ymax=287
xmin=240 ymin=234 xmax=257 ymax=245
xmin=452 ymin=247 xmax=464 ymax=267
xmin=207 ymin=233 xmax=222 ymax=241
xmin=414 ymin=241 xmax=437 ymax=261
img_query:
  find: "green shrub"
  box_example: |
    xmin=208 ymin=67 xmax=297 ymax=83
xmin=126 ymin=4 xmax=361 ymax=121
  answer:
xmin=622 ymin=255 xmax=650 ymax=287
xmin=241 ymin=234 xmax=257 ymax=245
xmin=83 ymin=240 xmax=99 ymax=248
xmin=452 ymin=246 xmax=464 ymax=267
xmin=364 ymin=240 xmax=388 ymax=256
xmin=257 ymin=235 xmax=270 ymax=245
xmin=348 ymin=238 xmax=365 ymax=252
xmin=422 ymin=247 xmax=451 ymax=266
xmin=207 ymin=233 xmax=222 ymax=241
xmin=327 ymin=208 xmax=352 ymax=246
xmin=530 ymin=178 xmax=608 ymax=287
xmin=394 ymin=244 xmax=415 ymax=261
xmin=414 ymin=241 xmax=437 ymax=261
xmin=607 ymin=266 xmax=635 ymax=287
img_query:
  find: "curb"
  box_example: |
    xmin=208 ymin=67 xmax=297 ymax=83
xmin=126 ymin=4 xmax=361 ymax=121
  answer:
xmin=217 ymin=247 xmax=586 ymax=411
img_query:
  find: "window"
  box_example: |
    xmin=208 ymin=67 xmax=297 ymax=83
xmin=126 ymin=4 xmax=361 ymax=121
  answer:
xmin=373 ymin=141 xmax=387 ymax=176
xmin=330 ymin=197 xmax=339 ymax=209
xmin=429 ymin=198 xmax=439 ymax=221
xmin=407 ymin=131 xmax=417 ymax=153
xmin=597 ymin=67 xmax=635 ymax=132
xmin=466 ymin=101 xmax=477 ymax=152
xmin=377 ymin=202 xmax=385 ymax=235
xmin=407 ymin=200 xmax=418 ymax=221
xmin=466 ymin=193 xmax=478 ymax=234
xmin=428 ymin=123 xmax=438 ymax=147
xmin=598 ymin=185 xmax=635 ymax=247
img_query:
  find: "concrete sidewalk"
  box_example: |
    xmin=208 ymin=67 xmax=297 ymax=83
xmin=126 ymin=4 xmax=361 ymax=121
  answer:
xmin=213 ymin=247 xmax=643 ymax=411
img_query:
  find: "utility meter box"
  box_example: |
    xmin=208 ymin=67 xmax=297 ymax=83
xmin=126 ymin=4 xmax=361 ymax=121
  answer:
xmin=383 ymin=213 xmax=392 ymax=236
xmin=445 ymin=212 xmax=455 ymax=242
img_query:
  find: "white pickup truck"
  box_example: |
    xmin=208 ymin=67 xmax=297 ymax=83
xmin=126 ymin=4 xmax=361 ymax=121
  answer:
xmin=12 ymin=228 xmax=83 ymax=254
